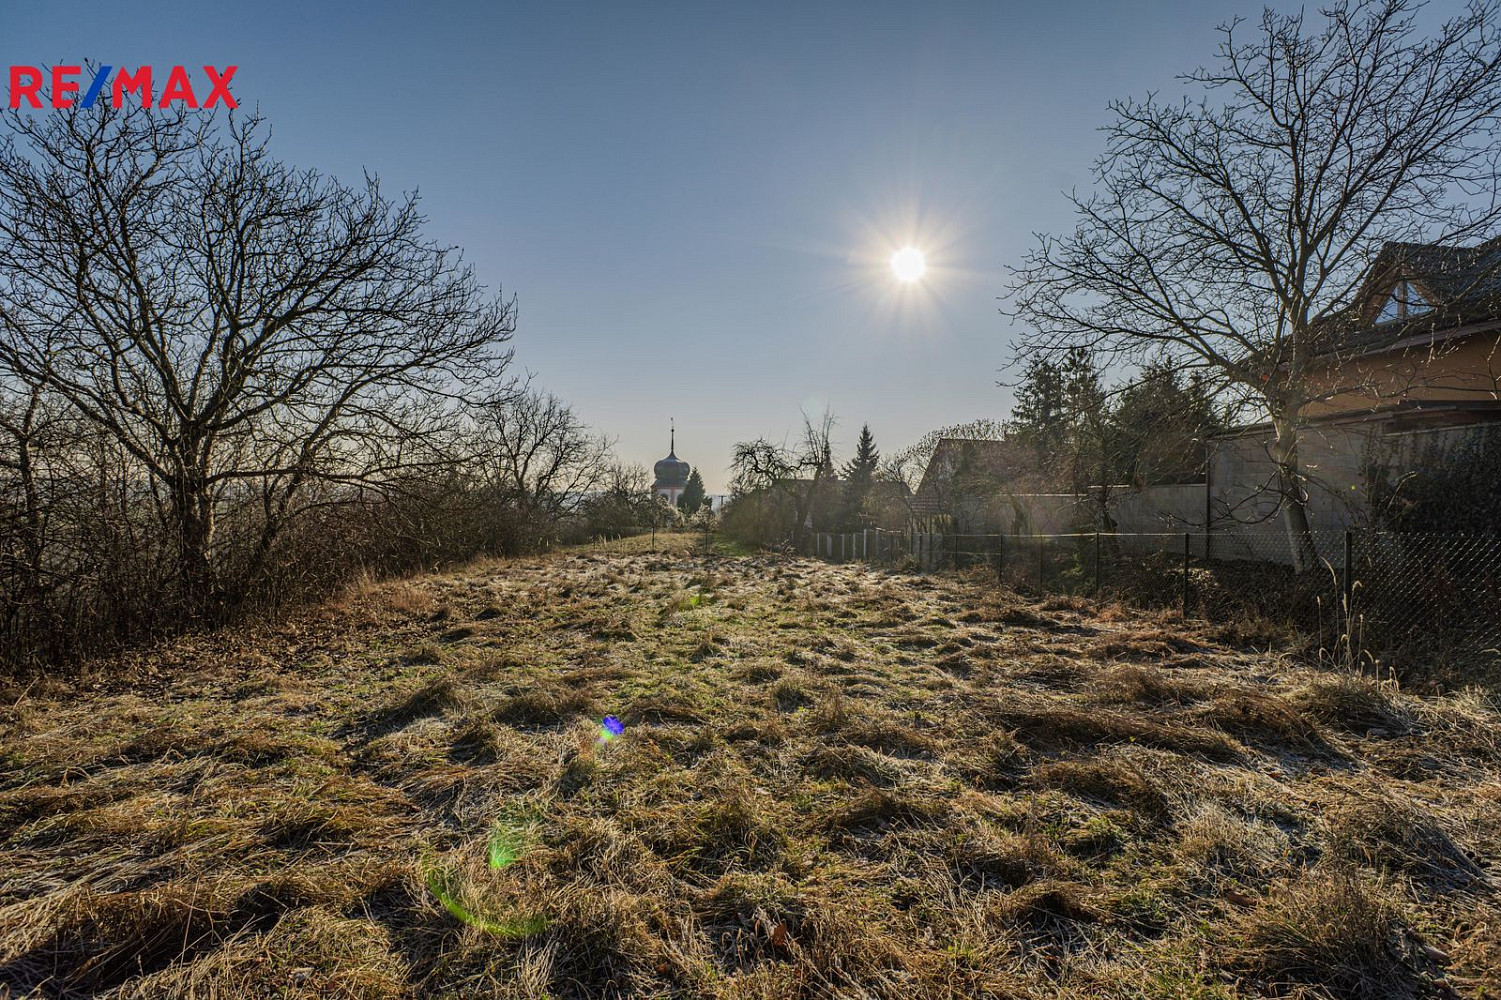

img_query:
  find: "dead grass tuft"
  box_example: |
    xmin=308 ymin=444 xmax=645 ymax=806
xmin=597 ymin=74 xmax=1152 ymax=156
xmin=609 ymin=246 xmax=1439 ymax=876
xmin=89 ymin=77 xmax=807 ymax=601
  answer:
xmin=1324 ymin=789 xmax=1485 ymax=890
xmin=1294 ymin=673 xmax=1412 ymax=734
xmin=623 ymin=693 xmax=706 ymax=725
xmin=946 ymin=730 xmax=1029 ymax=790
xmin=1198 ymin=689 xmax=1323 ymax=750
xmin=818 ymin=787 xmax=950 ymax=833
xmin=1033 ymin=757 xmax=1172 ymax=823
xmin=257 ymin=799 xmax=370 ymax=849
xmin=990 ymin=880 xmax=1104 ymax=927
xmin=366 ymin=673 xmax=469 ymax=730
xmin=990 ymin=701 xmax=1241 ymax=761
xmin=4 ymin=880 xmax=283 ymax=994
xmin=1175 ymin=801 xmax=1292 ymax=886
xmin=769 ymin=677 xmax=813 ymax=712
xmin=491 ymin=684 xmax=597 ymax=728
xmin=805 ymin=744 xmax=908 ymax=787
xmin=949 ymin=828 xmax=1069 ymax=892
xmin=1093 ymin=664 xmax=1204 ymax=706
xmin=1225 ymin=868 xmax=1431 ymax=1000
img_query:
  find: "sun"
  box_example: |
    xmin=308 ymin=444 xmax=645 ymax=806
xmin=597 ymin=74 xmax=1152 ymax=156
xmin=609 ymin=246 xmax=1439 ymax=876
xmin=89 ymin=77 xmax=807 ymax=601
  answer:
xmin=890 ymin=246 xmax=927 ymax=283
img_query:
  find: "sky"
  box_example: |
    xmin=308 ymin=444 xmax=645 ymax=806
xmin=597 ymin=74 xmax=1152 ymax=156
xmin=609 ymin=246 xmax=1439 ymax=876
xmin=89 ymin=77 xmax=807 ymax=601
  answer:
xmin=5 ymin=0 xmax=1262 ymax=492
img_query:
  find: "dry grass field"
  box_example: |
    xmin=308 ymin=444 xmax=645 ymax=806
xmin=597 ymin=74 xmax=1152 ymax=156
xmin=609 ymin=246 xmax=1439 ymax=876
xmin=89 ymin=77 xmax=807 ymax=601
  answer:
xmin=2 ymin=537 xmax=1499 ymax=998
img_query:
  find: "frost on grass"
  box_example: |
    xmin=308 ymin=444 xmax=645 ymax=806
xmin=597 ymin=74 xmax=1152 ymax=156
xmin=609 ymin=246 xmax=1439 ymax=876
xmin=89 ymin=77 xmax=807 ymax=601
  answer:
xmin=1 ymin=539 xmax=1497 ymax=998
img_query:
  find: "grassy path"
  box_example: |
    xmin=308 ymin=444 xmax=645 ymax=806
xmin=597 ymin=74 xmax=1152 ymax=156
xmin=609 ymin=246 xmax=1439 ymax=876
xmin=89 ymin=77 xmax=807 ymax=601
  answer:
xmin=2 ymin=544 xmax=1498 ymax=997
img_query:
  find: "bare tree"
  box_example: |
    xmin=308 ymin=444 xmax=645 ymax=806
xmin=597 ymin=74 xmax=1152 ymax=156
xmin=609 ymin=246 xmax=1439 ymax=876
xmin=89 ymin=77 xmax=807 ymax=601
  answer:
xmin=470 ymin=386 xmax=612 ymax=548
xmin=729 ymin=410 xmax=835 ymax=548
xmin=884 ymin=419 xmax=1010 ymax=495
xmin=1008 ymin=0 xmax=1501 ymax=567
xmin=0 ymin=100 xmax=514 ymax=614
xmin=576 ymin=461 xmax=659 ymax=540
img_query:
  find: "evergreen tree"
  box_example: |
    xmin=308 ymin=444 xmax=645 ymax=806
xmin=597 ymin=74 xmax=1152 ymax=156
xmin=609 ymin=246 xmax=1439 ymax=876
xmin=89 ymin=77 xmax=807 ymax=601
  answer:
xmin=842 ymin=424 xmax=880 ymax=486
xmin=1113 ymin=361 xmax=1224 ymax=485
xmin=1010 ymin=355 xmax=1069 ymax=460
xmin=1011 ymin=347 xmax=1125 ymax=527
xmin=839 ymin=424 xmax=880 ymax=529
xmin=679 ymin=467 xmax=706 ymax=514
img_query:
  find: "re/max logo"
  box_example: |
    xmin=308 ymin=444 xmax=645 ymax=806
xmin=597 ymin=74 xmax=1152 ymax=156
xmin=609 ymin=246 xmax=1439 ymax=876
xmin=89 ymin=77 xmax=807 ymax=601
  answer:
xmin=7 ymin=66 xmax=238 ymax=109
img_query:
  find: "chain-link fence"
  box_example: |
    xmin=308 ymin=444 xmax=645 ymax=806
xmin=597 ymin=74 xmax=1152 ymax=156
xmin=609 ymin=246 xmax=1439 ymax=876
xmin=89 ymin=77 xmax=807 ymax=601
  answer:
xmin=802 ymin=527 xmax=1501 ymax=669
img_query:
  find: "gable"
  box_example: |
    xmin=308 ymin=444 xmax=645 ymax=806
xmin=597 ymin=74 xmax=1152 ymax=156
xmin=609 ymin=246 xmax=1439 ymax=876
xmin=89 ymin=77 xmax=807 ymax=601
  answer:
xmin=1375 ymin=280 xmax=1433 ymax=324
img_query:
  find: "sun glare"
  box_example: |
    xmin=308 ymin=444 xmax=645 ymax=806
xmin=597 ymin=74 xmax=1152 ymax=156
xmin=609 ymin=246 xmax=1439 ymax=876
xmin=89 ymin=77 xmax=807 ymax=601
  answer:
xmin=890 ymin=246 xmax=927 ymax=283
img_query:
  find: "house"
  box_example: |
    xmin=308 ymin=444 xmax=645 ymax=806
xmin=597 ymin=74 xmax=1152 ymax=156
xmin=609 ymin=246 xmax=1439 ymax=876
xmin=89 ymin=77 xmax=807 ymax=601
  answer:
xmin=859 ymin=478 xmax=915 ymax=529
xmin=911 ymin=438 xmax=1034 ymax=528
xmin=899 ymin=239 xmax=1501 ymax=551
xmin=1210 ymin=236 xmax=1501 ymax=537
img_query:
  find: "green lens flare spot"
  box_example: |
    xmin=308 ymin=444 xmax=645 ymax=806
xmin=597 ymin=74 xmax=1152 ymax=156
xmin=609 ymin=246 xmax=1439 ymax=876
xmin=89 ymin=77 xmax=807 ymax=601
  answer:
xmin=420 ymin=856 xmax=548 ymax=939
xmin=487 ymin=822 xmax=532 ymax=870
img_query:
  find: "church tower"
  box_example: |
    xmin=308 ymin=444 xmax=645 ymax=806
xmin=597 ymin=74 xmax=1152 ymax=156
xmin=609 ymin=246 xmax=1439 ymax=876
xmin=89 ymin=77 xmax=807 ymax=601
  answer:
xmin=652 ymin=422 xmax=691 ymax=506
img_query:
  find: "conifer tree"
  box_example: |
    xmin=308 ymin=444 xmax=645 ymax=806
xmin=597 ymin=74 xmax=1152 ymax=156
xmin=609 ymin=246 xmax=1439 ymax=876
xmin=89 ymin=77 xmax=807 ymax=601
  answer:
xmin=679 ymin=467 xmax=706 ymax=514
xmin=843 ymin=424 xmax=879 ymax=486
xmin=840 ymin=424 xmax=880 ymax=528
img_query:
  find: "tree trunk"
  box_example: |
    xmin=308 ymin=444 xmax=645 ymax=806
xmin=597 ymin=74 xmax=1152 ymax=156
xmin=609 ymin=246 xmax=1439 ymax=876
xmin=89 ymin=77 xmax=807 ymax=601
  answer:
xmin=170 ymin=464 xmax=218 ymax=619
xmin=793 ymin=468 xmax=824 ymax=549
xmin=5 ymin=392 xmax=50 ymax=649
xmin=1270 ymin=414 xmax=1319 ymax=572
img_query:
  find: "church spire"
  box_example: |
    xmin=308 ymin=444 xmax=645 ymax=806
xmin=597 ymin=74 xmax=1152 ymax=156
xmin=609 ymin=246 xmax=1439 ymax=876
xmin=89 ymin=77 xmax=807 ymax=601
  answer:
xmin=670 ymin=418 xmax=675 ymax=455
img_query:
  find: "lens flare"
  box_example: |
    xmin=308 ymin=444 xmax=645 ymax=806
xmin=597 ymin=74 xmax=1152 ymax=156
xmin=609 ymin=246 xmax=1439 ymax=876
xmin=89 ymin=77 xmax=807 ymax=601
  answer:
xmin=487 ymin=821 xmax=531 ymax=869
xmin=599 ymin=715 xmax=625 ymax=742
xmin=421 ymin=860 xmax=548 ymax=938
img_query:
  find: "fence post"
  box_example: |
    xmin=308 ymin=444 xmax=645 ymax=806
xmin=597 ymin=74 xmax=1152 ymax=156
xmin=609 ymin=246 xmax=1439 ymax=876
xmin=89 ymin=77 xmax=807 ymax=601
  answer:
xmin=1181 ymin=532 xmax=1191 ymax=619
xmin=1094 ymin=531 xmax=1101 ymax=597
xmin=952 ymin=531 xmax=960 ymax=571
xmin=997 ymin=534 xmax=1005 ymax=583
xmin=1038 ymin=536 xmax=1046 ymax=587
xmin=1343 ymin=530 xmax=1354 ymax=612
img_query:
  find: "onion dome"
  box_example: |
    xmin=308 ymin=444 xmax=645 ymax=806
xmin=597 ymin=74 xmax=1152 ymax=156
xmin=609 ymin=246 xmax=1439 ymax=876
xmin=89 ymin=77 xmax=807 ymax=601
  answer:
xmin=654 ymin=450 xmax=690 ymax=488
xmin=653 ymin=426 xmax=690 ymax=488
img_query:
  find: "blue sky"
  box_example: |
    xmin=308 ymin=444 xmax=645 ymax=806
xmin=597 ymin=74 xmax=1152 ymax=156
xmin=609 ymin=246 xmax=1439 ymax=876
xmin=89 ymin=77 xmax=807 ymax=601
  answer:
xmin=6 ymin=0 xmax=1255 ymax=491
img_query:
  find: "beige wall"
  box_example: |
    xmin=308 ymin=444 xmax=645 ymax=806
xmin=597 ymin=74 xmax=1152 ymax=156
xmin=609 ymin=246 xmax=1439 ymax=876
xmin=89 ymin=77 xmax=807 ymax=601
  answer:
xmin=1001 ymin=486 xmax=1208 ymax=538
xmin=932 ymin=417 xmax=1490 ymax=567
xmin=1205 ymin=419 xmax=1492 ymax=562
xmin=1303 ymin=331 xmax=1501 ymax=418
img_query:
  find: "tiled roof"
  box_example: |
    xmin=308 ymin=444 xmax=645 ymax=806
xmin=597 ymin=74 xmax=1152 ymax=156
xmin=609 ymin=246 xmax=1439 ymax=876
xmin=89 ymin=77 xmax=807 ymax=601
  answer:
xmin=1318 ymin=237 xmax=1501 ymax=357
xmin=916 ymin=438 xmax=1025 ymax=499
